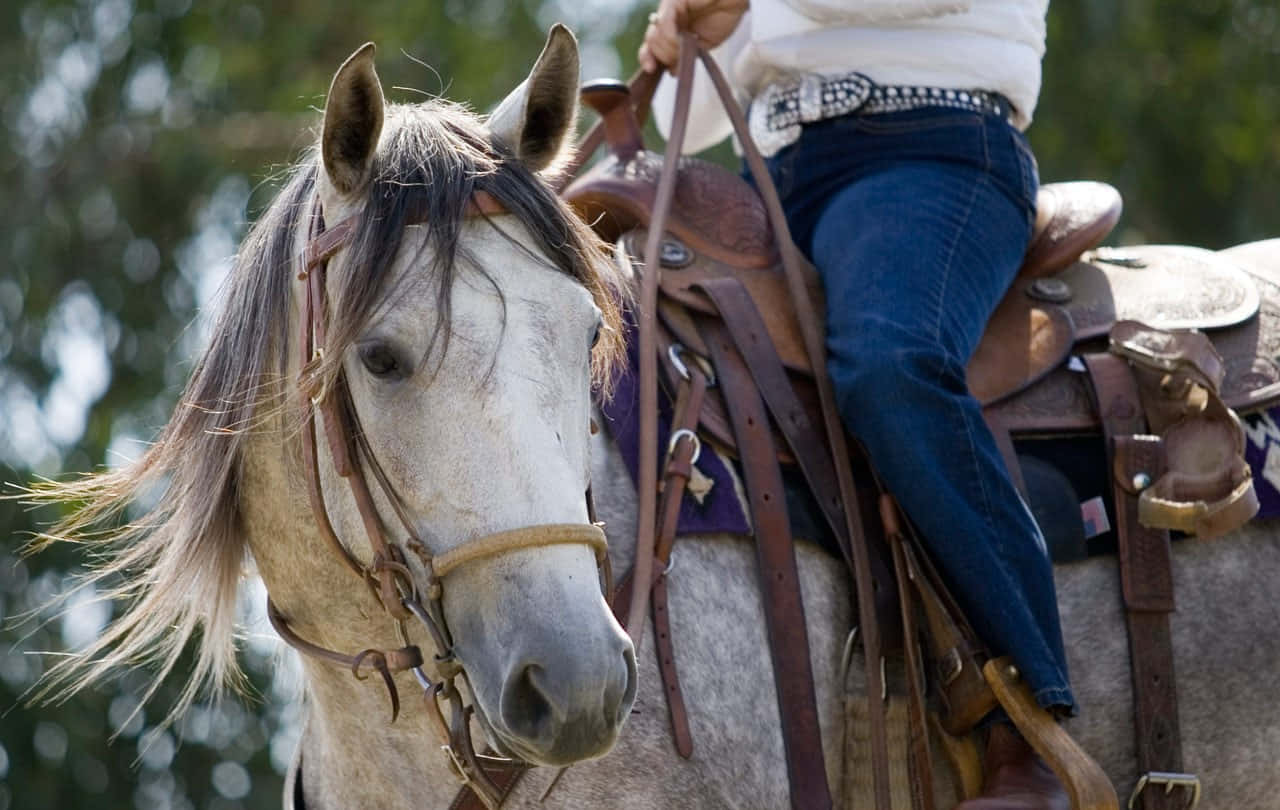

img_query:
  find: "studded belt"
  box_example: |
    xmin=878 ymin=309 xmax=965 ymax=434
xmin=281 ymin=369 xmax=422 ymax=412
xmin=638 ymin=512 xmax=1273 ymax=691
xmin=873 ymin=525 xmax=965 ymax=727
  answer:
xmin=747 ymin=72 xmax=1015 ymax=158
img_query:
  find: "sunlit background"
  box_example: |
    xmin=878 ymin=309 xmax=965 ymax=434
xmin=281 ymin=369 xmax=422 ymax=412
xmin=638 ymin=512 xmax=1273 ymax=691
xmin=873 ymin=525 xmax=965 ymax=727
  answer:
xmin=1 ymin=1 xmax=1277 ymax=808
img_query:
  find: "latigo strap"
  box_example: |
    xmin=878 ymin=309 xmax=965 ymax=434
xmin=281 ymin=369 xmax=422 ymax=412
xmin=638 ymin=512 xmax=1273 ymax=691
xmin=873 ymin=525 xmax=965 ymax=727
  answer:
xmin=1086 ymin=349 xmax=1197 ymax=810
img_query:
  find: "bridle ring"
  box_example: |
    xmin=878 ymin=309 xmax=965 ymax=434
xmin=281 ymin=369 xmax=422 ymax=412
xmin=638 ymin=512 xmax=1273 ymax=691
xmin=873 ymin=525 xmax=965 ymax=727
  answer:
xmin=667 ymin=428 xmax=702 ymax=465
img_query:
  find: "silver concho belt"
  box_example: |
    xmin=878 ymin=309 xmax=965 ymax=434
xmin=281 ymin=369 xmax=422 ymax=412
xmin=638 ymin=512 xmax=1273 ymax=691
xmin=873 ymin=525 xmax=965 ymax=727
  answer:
xmin=747 ymin=72 xmax=1014 ymax=158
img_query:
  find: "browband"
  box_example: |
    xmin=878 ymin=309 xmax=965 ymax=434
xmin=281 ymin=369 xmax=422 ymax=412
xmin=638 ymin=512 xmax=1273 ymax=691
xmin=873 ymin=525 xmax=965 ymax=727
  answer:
xmin=303 ymin=189 xmax=507 ymax=272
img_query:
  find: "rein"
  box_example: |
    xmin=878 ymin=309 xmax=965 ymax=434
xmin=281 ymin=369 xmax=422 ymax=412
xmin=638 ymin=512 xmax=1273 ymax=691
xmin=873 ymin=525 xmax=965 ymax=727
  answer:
xmin=268 ymin=189 xmax=611 ymax=809
xmin=614 ymin=36 xmax=894 ymax=809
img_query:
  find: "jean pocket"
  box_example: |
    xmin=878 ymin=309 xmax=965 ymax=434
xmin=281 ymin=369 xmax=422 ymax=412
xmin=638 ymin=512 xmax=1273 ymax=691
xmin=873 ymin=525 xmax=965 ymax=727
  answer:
xmin=835 ymin=108 xmax=987 ymax=171
xmin=844 ymin=106 xmax=985 ymax=137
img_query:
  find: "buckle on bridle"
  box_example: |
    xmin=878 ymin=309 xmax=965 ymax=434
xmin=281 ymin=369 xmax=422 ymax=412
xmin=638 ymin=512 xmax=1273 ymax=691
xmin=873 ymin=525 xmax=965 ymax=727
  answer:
xmin=667 ymin=342 xmax=716 ymax=386
xmin=1128 ymin=772 xmax=1201 ymax=810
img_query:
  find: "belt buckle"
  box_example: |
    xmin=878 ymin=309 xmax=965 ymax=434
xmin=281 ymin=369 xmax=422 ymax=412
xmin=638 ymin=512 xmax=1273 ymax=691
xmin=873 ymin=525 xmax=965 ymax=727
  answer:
xmin=1128 ymin=772 xmax=1201 ymax=810
xmin=748 ymin=83 xmax=799 ymax=159
xmin=751 ymin=73 xmax=877 ymax=157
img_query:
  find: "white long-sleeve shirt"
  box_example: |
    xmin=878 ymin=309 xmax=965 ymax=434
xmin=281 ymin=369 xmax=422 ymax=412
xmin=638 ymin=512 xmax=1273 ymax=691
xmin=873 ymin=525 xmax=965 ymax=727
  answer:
xmin=654 ymin=0 xmax=1048 ymax=152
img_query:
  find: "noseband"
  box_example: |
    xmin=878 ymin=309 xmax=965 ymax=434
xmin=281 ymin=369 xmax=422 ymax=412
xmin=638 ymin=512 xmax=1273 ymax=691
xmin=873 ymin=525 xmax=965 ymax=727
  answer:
xmin=267 ymin=189 xmax=611 ymax=808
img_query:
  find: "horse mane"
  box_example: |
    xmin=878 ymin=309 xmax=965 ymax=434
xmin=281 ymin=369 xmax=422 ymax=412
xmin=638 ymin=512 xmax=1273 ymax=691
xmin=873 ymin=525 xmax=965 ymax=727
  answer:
xmin=21 ymin=98 xmax=626 ymax=727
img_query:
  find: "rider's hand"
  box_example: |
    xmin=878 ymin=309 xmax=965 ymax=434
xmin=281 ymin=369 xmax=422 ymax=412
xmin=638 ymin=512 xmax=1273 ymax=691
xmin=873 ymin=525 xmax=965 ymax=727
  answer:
xmin=638 ymin=0 xmax=749 ymax=74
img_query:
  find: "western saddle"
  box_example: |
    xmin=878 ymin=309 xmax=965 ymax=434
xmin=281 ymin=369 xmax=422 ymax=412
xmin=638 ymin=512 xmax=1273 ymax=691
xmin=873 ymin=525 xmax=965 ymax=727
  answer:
xmin=558 ymin=42 xmax=1278 ymax=810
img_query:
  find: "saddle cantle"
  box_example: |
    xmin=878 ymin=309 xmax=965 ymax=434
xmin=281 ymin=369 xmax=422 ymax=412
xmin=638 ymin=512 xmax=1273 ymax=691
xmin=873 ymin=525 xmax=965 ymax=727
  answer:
xmin=970 ymin=243 xmax=1262 ymax=406
xmin=1021 ymin=181 xmax=1122 ymax=279
xmin=987 ymin=244 xmax=1280 ymax=434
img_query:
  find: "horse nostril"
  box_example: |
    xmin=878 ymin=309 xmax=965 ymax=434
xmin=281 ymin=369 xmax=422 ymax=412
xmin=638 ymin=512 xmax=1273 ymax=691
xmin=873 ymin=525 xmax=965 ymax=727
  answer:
xmin=501 ymin=664 xmax=555 ymax=741
xmin=610 ymin=644 xmax=639 ymax=725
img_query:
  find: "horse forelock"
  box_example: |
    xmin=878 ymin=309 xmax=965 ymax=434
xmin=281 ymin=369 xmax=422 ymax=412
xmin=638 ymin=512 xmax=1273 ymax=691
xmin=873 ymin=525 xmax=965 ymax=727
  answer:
xmin=318 ymin=100 xmax=627 ymax=401
xmin=21 ymin=95 xmax=626 ymax=726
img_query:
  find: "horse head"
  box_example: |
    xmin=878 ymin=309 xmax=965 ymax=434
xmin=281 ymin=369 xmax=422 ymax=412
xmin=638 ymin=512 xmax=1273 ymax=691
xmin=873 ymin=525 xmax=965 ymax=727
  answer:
xmin=275 ymin=27 xmax=636 ymax=768
xmin=27 ymin=26 xmax=636 ymax=798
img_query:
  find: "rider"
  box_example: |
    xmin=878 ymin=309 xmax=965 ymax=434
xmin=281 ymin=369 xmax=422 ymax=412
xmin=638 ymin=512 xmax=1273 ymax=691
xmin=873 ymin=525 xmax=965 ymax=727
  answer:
xmin=641 ymin=1 xmax=1072 ymax=807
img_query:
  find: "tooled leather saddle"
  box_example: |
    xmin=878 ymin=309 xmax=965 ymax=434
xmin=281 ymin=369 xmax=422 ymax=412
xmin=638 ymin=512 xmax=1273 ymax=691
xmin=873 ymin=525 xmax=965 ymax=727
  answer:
xmin=562 ymin=63 xmax=1280 ymax=810
xmin=567 ymin=80 xmax=1274 ymax=529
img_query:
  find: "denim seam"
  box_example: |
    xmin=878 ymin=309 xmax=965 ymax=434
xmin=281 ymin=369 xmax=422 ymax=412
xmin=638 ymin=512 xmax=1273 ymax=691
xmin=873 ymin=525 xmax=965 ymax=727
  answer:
xmin=960 ymin=379 xmax=1000 ymax=545
xmin=980 ymin=114 xmax=993 ymax=174
xmin=1008 ymin=130 xmax=1037 ymax=231
xmin=958 ymin=113 xmax=999 ymax=542
xmin=929 ymin=170 xmax=1005 ymax=549
xmin=927 ymin=174 xmax=982 ymax=345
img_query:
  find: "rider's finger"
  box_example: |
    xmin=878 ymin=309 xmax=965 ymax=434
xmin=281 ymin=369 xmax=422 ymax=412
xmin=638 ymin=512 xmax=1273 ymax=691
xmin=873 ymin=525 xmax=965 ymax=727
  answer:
xmin=646 ymin=27 xmax=679 ymax=72
xmin=638 ymin=42 xmax=657 ymax=74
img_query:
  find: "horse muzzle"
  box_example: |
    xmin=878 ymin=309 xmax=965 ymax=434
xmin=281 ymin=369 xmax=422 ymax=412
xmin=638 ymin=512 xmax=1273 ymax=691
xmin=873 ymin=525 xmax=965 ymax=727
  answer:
xmin=491 ymin=630 xmax=637 ymax=765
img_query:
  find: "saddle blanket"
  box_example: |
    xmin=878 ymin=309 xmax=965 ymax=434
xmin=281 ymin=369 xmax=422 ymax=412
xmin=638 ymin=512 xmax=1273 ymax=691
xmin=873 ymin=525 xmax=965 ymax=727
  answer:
xmin=601 ymin=334 xmax=750 ymax=537
xmin=1243 ymin=409 xmax=1280 ymax=517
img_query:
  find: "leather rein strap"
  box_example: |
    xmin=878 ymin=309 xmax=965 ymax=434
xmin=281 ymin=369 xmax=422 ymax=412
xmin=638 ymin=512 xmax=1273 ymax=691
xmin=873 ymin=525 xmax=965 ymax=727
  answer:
xmin=698 ymin=314 xmax=835 ymax=808
xmin=695 ymin=43 xmax=893 ymax=810
xmin=623 ymin=43 xmax=698 ymax=643
xmin=272 ymin=188 xmax=610 ymax=810
xmin=620 ymin=35 xmax=892 ymax=810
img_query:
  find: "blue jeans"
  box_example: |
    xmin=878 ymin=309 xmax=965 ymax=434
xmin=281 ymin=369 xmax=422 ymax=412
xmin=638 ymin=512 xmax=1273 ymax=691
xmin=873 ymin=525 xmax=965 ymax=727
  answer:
xmin=765 ymin=106 xmax=1076 ymax=713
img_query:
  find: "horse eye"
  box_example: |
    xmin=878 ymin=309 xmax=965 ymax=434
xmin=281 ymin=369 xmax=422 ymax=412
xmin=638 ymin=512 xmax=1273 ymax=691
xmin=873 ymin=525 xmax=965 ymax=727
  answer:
xmin=590 ymin=319 xmax=603 ymax=350
xmin=358 ymin=342 xmax=405 ymax=379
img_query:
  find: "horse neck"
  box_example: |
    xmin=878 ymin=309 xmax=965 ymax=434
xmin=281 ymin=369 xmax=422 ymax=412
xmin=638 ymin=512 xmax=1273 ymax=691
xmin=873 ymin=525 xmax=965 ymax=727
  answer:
xmin=291 ymin=663 xmax=462 ymax=810
xmin=589 ymin=427 xmax=639 ymax=576
xmin=239 ymin=415 xmax=377 ymax=644
xmin=239 ymin=415 xmax=465 ymax=808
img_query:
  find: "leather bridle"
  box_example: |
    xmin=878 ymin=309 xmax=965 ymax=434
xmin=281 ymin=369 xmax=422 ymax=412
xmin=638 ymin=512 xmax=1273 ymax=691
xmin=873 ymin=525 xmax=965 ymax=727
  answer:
xmin=267 ymin=189 xmax=612 ymax=809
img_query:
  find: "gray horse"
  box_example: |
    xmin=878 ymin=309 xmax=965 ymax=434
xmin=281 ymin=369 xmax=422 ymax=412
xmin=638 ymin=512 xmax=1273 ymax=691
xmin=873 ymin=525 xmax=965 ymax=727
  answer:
xmin=24 ymin=25 xmax=1280 ymax=810
xmin=569 ymin=417 xmax=1280 ymax=809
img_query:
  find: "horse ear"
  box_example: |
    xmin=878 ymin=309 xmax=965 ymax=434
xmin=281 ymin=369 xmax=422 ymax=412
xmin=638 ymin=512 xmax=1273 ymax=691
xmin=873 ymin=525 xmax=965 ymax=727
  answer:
xmin=322 ymin=43 xmax=385 ymax=196
xmin=488 ymin=24 xmax=580 ymax=173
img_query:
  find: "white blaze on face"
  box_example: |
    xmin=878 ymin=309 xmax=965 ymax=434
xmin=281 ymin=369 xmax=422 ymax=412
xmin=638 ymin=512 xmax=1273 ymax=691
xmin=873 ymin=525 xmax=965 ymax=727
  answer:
xmin=335 ymin=214 xmax=628 ymax=765
xmin=342 ymin=216 xmax=599 ymax=546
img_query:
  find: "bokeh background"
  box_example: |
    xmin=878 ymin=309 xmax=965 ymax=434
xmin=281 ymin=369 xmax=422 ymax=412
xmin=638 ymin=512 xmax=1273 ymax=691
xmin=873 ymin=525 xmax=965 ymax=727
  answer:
xmin=1 ymin=1 xmax=1277 ymax=808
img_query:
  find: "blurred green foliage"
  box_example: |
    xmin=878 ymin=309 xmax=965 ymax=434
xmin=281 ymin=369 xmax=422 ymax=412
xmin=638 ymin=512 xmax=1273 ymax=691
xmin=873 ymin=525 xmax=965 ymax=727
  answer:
xmin=0 ymin=1 xmax=1275 ymax=808
xmin=1035 ymin=0 xmax=1280 ymax=246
